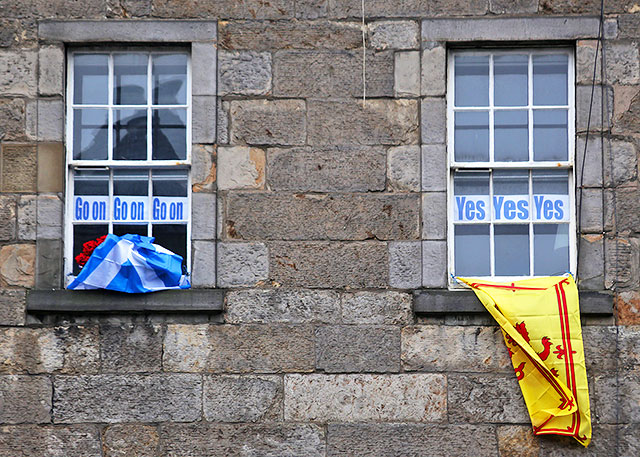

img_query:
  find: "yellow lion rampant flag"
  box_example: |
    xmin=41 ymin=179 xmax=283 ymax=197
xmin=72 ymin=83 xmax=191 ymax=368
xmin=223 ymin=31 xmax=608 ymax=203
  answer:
xmin=457 ymin=275 xmax=591 ymax=446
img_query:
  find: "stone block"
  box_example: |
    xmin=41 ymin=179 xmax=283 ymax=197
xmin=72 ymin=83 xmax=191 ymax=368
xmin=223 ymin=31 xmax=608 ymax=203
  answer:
xmin=0 ymin=425 xmax=101 ymax=457
xmin=159 ymin=423 xmax=325 ymax=456
xmin=388 ymin=241 xmax=422 ymax=289
xmin=269 ymin=241 xmax=388 ymax=288
xmin=421 ymin=43 xmax=446 ymax=96
xmin=581 ymin=326 xmax=618 ymax=374
xmin=217 ymin=100 xmax=229 ymax=145
xmin=620 ymin=424 xmax=640 ymax=456
xmin=618 ymin=14 xmax=640 ymax=38
xmin=0 ymin=289 xmax=25 ymax=326
xmin=422 ymin=192 xmax=447 ymax=240
xmin=606 ymin=140 xmax=637 ymax=186
xmin=224 ymin=193 xmax=420 ymax=240
xmin=619 ymin=326 xmax=640 ymax=369
xmin=395 ymin=51 xmax=420 ymax=97
xmin=225 ymin=289 xmax=341 ymax=324
xmin=192 ymin=95 xmax=216 ymax=143
xmin=37 ymin=142 xmax=64 ymax=192
xmin=38 ymin=45 xmax=64 ymax=95
xmin=163 ymin=324 xmax=315 ymax=373
xmin=430 ymin=0 xmax=488 ymax=15
xmin=152 ymin=0 xmax=293 ymax=19
xmin=36 ymin=194 xmax=62 ymax=239
xmin=0 ymin=143 xmax=36 ymax=192
xmin=489 ymin=0 xmax=537 ymax=13
xmin=576 ymin=136 xmax=602 ymax=187
xmin=613 ymin=187 xmax=640 ymax=234
xmin=107 ymin=0 xmax=153 ymax=17
xmin=103 ymin=424 xmax=159 ymax=457
xmin=25 ymin=99 xmax=36 ymax=139
xmin=191 ymin=192 xmax=216 ymax=239
xmin=328 ymin=0 xmax=430 ymax=18
xmin=36 ymin=98 xmax=63 ymax=141
xmin=327 ymin=424 xmax=499 ymax=457
xmin=217 ymin=146 xmax=265 ymax=190
xmin=421 ymin=144 xmax=447 ymax=191
xmin=0 ymin=50 xmax=36 ymax=96
xmin=192 ymin=144 xmax=216 ymax=192
xmin=191 ymin=42 xmax=216 ymax=96
xmin=422 ymin=17 xmax=600 ymax=42
xmin=0 ymin=326 xmax=99 ymax=374
xmin=448 ymin=374 xmax=529 ymax=423
xmin=0 ymin=196 xmax=15 ymax=241
xmin=369 ymin=20 xmax=419 ymax=50
xmin=606 ymin=235 xmax=640 ymax=289
xmin=497 ymin=424 xmax=617 ymax=456
xmin=0 ymin=375 xmax=51 ymax=423
xmin=421 ymin=97 xmax=446 ymax=144
xmin=607 ymin=42 xmax=640 ymax=85
xmin=422 ymin=240 xmax=446 ymax=288
xmin=219 ymin=20 xmax=362 ymax=50
xmin=0 ymin=243 xmax=35 ymax=288
xmin=579 ymin=188 xmax=603 ymax=233
xmin=203 ymin=375 xmax=283 ymax=422
xmin=308 ymin=99 xmax=419 ymax=145
xmin=191 ymin=240 xmax=216 ymax=288
xmin=35 ymin=238 xmax=61 ymax=288
xmin=315 ymin=325 xmax=401 ymax=373
xmin=387 ymin=145 xmax=420 ymax=191
xmin=578 ymin=235 xmax=604 ymax=290
xmin=342 ymin=291 xmax=413 ymax=324
xmin=273 ymin=50 xmax=394 ymax=98
xmin=216 ymin=242 xmax=268 ymax=287
xmin=576 ymin=40 xmax=602 ymax=85
xmin=268 ymin=145 xmax=386 ymax=192
xmin=402 ymin=325 xmax=511 ymax=372
xmin=230 ymin=99 xmax=306 ymax=146
xmin=295 ymin=0 xmax=326 ymax=18
xmin=616 ymin=292 xmax=640 ymax=325
xmin=284 ymin=373 xmax=446 ymax=422
xmin=0 ymin=98 xmax=25 ymax=141
xmin=100 ymin=324 xmax=163 ymax=373
xmin=620 ymin=369 xmax=640 ymax=423
xmin=219 ymin=51 xmax=271 ymax=96
xmin=576 ymin=85 xmax=613 ymax=132
xmin=53 ymin=374 xmax=202 ymax=423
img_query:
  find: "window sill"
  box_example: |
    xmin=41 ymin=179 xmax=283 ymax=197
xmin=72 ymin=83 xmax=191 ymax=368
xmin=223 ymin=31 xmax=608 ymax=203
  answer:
xmin=26 ymin=288 xmax=224 ymax=313
xmin=413 ymin=289 xmax=613 ymax=315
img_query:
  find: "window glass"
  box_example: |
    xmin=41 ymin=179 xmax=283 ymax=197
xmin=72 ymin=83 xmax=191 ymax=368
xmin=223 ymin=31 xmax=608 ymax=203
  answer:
xmin=449 ymin=49 xmax=573 ymax=281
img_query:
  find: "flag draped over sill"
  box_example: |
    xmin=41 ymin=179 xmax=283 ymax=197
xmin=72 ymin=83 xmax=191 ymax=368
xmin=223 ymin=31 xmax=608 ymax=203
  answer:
xmin=68 ymin=234 xmax=190 ymax=293
xmin=457 ymin=275 xmax=591 ymax=447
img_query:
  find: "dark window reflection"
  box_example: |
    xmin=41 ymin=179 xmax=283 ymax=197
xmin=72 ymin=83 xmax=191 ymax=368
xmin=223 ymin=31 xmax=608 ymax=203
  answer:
xmin=153 ymin=109 xmax=186 ymax=160
xmin=153 ymin=224 xmax=187 ymax=273
xmin=73 ymin=224 xmax=108 ymax=275
xmin=114 ymin=109 xmax=147 ymax=160
xmin=153 ymin=54 xmax=187 ymax=105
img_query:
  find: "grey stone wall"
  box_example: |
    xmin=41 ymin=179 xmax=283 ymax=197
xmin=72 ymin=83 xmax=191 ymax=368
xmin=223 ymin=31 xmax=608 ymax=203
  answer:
xmin=0 ymin=1 xmax=639 ymax=456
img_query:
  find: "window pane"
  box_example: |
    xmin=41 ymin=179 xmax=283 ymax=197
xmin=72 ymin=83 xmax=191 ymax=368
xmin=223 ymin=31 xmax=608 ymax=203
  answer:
xmin=493 ymin=170 xmax=529 ymax=222
xmin=532 ymin=169 xmax=568 ymax=194
xmin=152 ymin=109 xmax=187 ymax=160
xmin=494 ymin=54 xmax=528 ymax=107
xmin=455 ymin=225 xmax=490 ymax=276
xmin=73 ymin=109 xmax=108 ymax=160
xmin=454 ymin=111 xmax=489 ymax=162
xmin=494 ymin=110 xmax=528 ymax=162
xmin=153 ymin=169 xmax=188 ymax=197
xmin=455 ymin=55 xmax=489 ymax=107
xmin=494 ymin=169 xmax=528 ymax=195
xmin=73 ymin=54 xmax=108 ymax=105
xmin=114 ymin=54 xmax=148 ymax=105
xmin=113 ymin=109 xmax=147 ymax=160
xmin=113 ymin=224 xmax=148 ymax=237
xmin=495 ymin=225 xmax=530 ymax=276
xmin=74 ymin=170 xmax=108 ymax=195
xmin=533 ymin=54 xmax=568 ymax=106
xmin=534 ymin=224 xmax=569 ymax=275
xmin=153 ymin=54 xmax=188 ymax=105
xmin=532 ymin=170 xmax=569 ymax=222
xmin=454 ymin=171 xmax=490 ymax=195
xmin=453 ymin=171 xmax=490 ymax=223
xmin=73 ymin=224 xmax=108 ymax=275
xmin=152 ymin=224 xmax=187 ymax=273
xmin=533 ymin=110 xmax=568 ymax=161
xmin=114 ymin=169 xmax=148 ymax=196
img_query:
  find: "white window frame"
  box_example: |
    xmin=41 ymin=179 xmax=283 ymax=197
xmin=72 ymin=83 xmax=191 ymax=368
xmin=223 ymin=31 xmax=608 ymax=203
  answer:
xmin=63 ymin=47 xmax=193 ymax=282
xmin=446 ymin=47 xmax=577 ymax=286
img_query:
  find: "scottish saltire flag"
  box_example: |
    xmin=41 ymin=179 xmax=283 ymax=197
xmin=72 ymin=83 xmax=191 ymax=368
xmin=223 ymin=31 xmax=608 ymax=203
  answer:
xmin=68 ymin=234 xmax=190 ymax=293
xmin=458 ymin=275 xmax=591 ymax=447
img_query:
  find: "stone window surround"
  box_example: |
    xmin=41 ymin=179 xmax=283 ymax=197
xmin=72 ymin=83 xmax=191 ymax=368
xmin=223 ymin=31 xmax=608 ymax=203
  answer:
xmin=28 ymin=20 xmax=221 ymax=312
xmin=415 ymin=16 xmax=612 ymax=314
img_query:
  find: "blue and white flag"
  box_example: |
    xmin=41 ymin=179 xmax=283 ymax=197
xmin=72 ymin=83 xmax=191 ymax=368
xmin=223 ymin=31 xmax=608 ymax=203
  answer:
xmin=68 ymin=234 xmax=190 ymax=293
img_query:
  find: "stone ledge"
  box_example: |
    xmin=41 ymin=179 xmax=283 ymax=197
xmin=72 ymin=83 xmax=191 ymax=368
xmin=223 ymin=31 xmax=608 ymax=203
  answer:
xmin=422 ymin=16 xmax=600 ymax=43
xmin=414 ymin=289 xmax=613 ymax=315
xmin=26 ymin=289 xmax=224 ymax=313
xmin=39 ymin=20 xmax=217 ymax=43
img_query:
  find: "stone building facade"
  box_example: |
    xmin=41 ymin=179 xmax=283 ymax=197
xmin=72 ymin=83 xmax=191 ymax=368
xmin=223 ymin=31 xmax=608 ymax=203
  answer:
xmin=0 ymin=0 xmax=639 ymax=455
